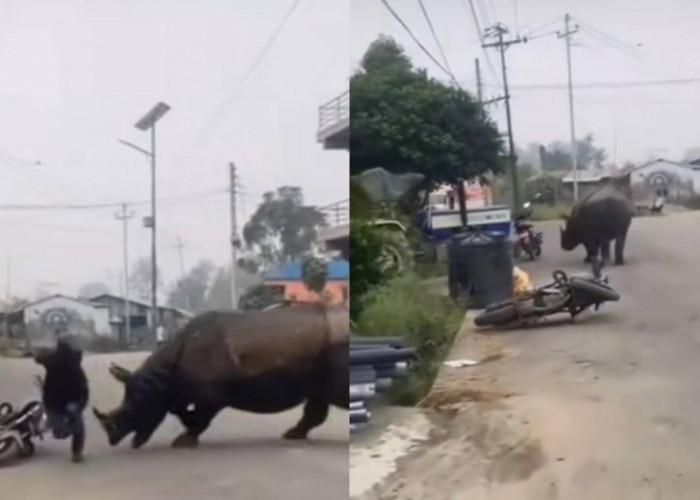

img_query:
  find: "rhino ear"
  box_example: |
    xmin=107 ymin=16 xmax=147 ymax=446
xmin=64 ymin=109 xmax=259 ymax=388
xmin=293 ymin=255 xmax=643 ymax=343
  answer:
xmin=109 ymin=363 xmax=133 ymax=384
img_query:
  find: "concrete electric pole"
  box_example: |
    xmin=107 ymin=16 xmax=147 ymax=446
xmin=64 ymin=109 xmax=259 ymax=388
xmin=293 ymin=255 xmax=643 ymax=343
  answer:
xmin=229 ymin=163 xmax=240 ymax=311
xmin=482 ymin=24 xmax=524 ymax=210
xmin=558 ymin=13 xmax=580 ymax=201
xmin=115 ymin=204 xmax=134 ymax=345
xmin=173 ymin=236 xmax=190 ymax=311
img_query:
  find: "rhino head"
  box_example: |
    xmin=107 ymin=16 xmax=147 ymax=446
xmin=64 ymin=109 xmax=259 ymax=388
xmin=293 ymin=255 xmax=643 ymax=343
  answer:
xmin=559 ymin=215 xmax=580 ymax=251
xmin=93 ymin=363 xmax=173 ymax=449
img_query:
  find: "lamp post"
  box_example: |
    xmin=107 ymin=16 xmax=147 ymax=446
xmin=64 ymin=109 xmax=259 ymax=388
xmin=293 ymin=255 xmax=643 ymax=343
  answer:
xmin=119 ymin=102 xmax=170 ymax=345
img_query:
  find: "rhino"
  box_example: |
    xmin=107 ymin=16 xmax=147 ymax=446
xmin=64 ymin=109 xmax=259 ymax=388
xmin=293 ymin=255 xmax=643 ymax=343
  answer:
xmin=560 ymin=183 xmax=635 ymax=265
xmin=93 ymin=302 xmax=349 ymax=449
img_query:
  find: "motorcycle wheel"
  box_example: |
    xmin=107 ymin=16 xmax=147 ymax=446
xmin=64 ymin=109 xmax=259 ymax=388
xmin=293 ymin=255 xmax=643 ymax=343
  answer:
xmin=569 ymin=278 xmax=620 ymax=302
xmin=0 ymin=437 xmax=16 ymax=458
xmin=17 ymin=439 xmax=34 ymax=458
xmin=474 ymin=304 xmax=518 ymax=327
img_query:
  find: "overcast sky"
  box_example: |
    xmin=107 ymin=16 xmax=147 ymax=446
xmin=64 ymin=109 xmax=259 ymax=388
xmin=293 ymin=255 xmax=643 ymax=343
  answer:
xmin=352 ymin=0 xmax=700 ymax=165
xmin=0 ymin=0 xmax=348 ymax=299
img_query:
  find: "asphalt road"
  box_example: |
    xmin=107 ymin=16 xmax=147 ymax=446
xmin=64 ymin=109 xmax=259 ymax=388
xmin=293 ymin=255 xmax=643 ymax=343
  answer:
xmin=0 ymin=351 xmax=349 ymax=500
xmin=363 ymin=210 xmax=700 ymax=499
xmin=477 ymin=211 xmax=700 ymax=498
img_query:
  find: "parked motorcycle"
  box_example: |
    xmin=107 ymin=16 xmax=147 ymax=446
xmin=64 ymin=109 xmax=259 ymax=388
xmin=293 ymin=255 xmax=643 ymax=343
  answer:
xmin=474 ymin=261 xmax=619 ymax=328
xmin=0 ymin=376 xmax=47 ymax=460
xmin=513 ymin=201 xmax=543 ymax=260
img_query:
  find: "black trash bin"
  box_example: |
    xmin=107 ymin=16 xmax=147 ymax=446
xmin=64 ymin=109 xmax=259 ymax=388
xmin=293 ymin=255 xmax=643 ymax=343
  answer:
xmin=448 ymin=231 xmax=513 ymax=309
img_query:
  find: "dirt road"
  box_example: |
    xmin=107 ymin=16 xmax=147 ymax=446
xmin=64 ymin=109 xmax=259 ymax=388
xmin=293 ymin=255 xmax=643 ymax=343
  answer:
xmin=0 ymin=352 xmax=348 ymax=500
xmin=363 ymin=211 xmax=700 ymax=499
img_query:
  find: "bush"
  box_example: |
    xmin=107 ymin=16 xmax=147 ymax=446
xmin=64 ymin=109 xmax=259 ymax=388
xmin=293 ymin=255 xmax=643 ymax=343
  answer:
xmin=355 ymin=273 xmax=465 ymax=405
xmin=349 ymin=220 xmax=392 ymax=320
xmin=530 ymin=202 xmax=572 ymax=221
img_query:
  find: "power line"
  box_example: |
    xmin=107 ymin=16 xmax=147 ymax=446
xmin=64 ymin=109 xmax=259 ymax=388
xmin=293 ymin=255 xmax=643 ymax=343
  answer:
xmin=378 ymin=0 xmax=460 ymax=86
xmin=461 ymin=0 xmax=501 ymax=86
xmin=510 ymin=77 xmax=700 ymax=91
xmin=0 ymin=188 xmax=231 ymax=212
xmin=417 ymin=0 xmax=455 ymax=78
xmin=197 ymin=0 xmax=303 ymax=140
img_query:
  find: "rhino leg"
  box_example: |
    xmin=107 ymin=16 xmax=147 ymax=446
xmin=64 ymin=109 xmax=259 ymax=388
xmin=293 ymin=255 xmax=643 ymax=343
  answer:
xmin=283 ymin=398 xmax=329 ymax=440
xmin=172 ymin=405 xmax=221 ymax=449
xmin=600 ymin=240 xmax=611 ymax=263
xmin=614 ymin=233 xmax=627 ymax=265
xmin=583 ymin=242 xmax=597 ymax=263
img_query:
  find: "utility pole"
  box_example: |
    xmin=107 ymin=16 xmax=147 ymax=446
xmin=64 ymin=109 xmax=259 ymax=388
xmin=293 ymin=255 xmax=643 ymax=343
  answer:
xmin=229 ymin=163 xmax=240 ymax=310
xmin=115 ymin=204 xmax=134 ymax=346
xmin=483 ymin=23 xmax=524 ymax=210
xmin=558 ymin=13 xmax=580 ymax=201
xmin=475 ymin=58 xmax=483 ymax=106
xmin=5 ymin=256 xmax=10 ymax=301
xmin=173 ymin=236 xmax=190 ymax=311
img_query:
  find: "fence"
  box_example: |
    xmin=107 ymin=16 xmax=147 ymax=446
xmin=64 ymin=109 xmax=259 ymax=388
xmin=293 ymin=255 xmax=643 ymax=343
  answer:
xmin=320 ymin=198 xmax=349 ymax=227
xmin=318 ymin=90 xmax=349 ymax=137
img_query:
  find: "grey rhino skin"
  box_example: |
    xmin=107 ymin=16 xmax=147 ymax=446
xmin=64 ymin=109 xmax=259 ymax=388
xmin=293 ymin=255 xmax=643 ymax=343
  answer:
xmin=94 ymin=302 xmax=348 ymax=449
xmin=560 ymin=183 xmax=635 ymax=265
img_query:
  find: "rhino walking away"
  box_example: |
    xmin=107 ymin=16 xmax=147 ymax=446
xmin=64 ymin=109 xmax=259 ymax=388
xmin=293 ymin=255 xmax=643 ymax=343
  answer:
xmin=93 ymin=302 xmax=349 ymax=449
xmin=560 ymin=183 xmax=635 ymax=265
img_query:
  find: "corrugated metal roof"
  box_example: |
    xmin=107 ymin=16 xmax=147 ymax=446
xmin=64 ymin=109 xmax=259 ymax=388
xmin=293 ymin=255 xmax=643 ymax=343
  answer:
xmin=264 ymin=259 xmax=349 ymax=281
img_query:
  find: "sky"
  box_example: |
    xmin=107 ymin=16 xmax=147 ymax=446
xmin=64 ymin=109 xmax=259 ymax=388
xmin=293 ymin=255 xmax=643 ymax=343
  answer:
xmin=0 ymin=0 xmax=349 ymax=299
xmin=352 ymin=0 xmax=700 ymax=166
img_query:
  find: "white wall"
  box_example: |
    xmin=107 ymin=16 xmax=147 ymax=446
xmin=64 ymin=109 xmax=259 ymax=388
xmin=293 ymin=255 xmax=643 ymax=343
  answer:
xmin=25 ymin=296 xmax=112 ymax=339
xmin=632 ymin=160 xmax=700 ymax=199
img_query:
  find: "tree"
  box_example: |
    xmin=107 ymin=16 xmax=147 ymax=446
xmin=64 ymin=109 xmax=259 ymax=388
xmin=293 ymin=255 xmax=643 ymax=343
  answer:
xmin=130 ymin=257 xmax=162 ymax=303
xmin=243 ymin=186 xmax=326 ymax=267
xmin=540 ymin=134 xmax=607 ymax=171
xmin=350 ymin=36 xmax=504 ymax=189
xmin=301 ymin=257 xmax=327 ymax=295
xmin=167 ymin=260 xmax=215 ymax=313
xmin=77 ymin=281 xmax=110 ymax=299
xmin=203 ymin=265 xmax=263 ymax=311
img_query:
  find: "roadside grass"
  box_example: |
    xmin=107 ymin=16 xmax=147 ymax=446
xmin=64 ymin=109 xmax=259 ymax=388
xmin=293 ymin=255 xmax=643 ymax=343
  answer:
xmin=354 ymin=273 xmax=465 ymax=405
xmin=414 ymin=259 xmax=447 ymax=279
xmin=530 ymin=203 xmax=572 ymax=221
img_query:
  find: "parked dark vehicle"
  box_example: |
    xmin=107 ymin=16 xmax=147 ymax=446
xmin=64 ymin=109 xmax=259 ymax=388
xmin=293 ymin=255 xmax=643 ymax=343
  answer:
xmin=513 ymin=200 xmax=543 ymax=261
xmin=474 ymin=262 xmax=619 ymax=328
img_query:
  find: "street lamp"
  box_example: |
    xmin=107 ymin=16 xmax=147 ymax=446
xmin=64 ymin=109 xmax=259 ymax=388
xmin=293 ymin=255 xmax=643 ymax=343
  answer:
xmin=119 ymin=102 xmax=170 ymax=345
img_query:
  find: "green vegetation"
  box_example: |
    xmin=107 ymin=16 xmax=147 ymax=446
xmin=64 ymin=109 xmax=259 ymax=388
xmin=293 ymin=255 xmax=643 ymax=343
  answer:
xmin=350 ymin=36 xmax=504 ymax=189
xmin=531 ymin=203 xmax=572 ymax=221
xmin=355 ymin=273 xmax=465 ymax=405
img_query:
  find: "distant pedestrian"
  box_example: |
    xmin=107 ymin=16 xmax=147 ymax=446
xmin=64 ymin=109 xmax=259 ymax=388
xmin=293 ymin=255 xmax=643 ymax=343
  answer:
xmin=34 ymin=339 xmax=89 ymax=463
xmin=156 ymin=325 xmax=165 ymax=347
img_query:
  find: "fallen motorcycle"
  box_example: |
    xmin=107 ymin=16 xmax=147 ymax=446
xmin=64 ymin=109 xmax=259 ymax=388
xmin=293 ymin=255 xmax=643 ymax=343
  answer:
xmin=474 ymin=264 xmax=620 ymax=328
xmin=0 ymin=377 xmax=48 ymax=460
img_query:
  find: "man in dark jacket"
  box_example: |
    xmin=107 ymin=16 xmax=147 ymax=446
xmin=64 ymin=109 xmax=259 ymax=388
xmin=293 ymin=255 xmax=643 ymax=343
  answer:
xmin=34 ymin=339 xmax=89 ymax=463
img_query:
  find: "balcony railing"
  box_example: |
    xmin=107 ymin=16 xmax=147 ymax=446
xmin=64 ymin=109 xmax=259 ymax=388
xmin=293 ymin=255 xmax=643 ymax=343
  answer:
xmin=320 ymin=198 xmax=349 ymax=227
xmin=317 ymin=91 xmax=349 ymax=139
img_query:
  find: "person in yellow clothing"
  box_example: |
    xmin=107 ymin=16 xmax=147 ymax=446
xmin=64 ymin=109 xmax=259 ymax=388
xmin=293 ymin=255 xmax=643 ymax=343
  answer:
xmin=512 ymin=266 xmax=533 ymax=299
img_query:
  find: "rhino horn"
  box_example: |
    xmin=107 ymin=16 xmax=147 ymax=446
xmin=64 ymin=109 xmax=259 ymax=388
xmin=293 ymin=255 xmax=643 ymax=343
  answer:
xmin=109 ymin=363 xmax=133 ymax=384
xmin=92 ymin=407 xmax=107 ymax=421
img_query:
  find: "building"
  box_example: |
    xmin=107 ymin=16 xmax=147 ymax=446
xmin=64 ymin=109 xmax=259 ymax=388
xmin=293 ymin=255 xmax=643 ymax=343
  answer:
xmin=90 ymin=293 xmax=192 ymax=346
xmin=629 ymin=159 xmax=700 ymax=203
xmin=4 ymin=295 xmax=112 ymax=349
xmin=316 ymin=90 xmax=350 ymax=260
xmin=561 ymin=168 xmax=632 ymax=200
xmin=263 ymin=259 xmax=349 ymax=305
